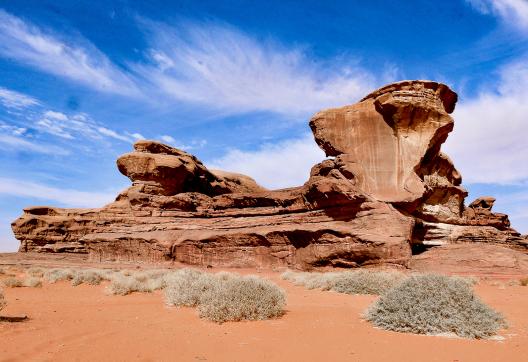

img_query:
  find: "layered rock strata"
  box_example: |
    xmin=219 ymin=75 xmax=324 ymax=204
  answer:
xmin=12 ymin=80 xmax=525 ymax=269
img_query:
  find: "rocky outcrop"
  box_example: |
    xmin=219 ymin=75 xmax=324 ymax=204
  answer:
xmin=11 ymin=80 xmax=525 ymax=269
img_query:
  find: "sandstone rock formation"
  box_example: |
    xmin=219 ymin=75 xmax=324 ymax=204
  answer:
xmin=11 ymin=81 xmax=526 ymax=269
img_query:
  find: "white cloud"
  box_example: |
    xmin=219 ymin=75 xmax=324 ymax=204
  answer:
xmin=0 ymin=177 xmax=117 ymax=207
xmin=444 ymin=57 xmax=528 ymax=185
xmin=0 ymin=87 xmax=40 ymax=109
xmin=207 ymin=134 xmax=324 ymax=189
xmin=467 ymin=0 xmax=528 ymax=30
xmin=135 ymin=21 xmax=377 ymax=116
xmin=36 ymin=110 xmax=138 ymax=143
xmin=159 ymin=135 xmax=176 ymax=144
xmin=0 ymin=10 xmax=138 ymax=96
xmin=0 ymin=133 xmax=69 ymax=155
xmin=43 ymin=110 xmax=68 ymax=121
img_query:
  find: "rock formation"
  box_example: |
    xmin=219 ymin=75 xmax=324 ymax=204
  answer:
xmin=11 ymin=80 xmax=526 ymax=269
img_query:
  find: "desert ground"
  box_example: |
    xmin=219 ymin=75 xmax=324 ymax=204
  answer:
xmin=1 ymin=253 xmax=527 ymax=362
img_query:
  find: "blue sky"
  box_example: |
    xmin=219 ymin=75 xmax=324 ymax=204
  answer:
xmin=0 ymin=0 xmax=527 ymax=251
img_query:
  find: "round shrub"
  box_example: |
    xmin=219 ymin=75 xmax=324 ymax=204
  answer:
xmin=198 ymin=275 xmax=286 ymax=323
xmin=365 ymin=274 xmax=506 ymax=339
xmin=164 ymin=269 xmax=215 ymax=307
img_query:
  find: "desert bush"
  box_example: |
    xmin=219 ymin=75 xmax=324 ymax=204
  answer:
xmin=164 ymin=269 xmax=216 ymax=307
xmin=26 ymin=267 xmax=45 ymax=278
xmin=2 ymin=277 xmax=23 ymax=288
xmin=164 ymin=269 xmax=286 ymax=323
xmin=106 ymin=272 xmax=166 ymax=295
xmin=281 ymin=269 xmax=404 ymax=295
xmin=198 ymin=275 xmax=286 ymax=323
xmin=365 ymin=274 xmax=506 ymax=339
xmin=23 ymin=277 xmax=42 ymax=288
xmin=520 ymin=277 xmax=528 ymax=286
xmin=71 ymin=270 xmax=104 ymax=286
xmin=45 ymin=268 xmax=75 ymax=283
xmin=0 ymin=288 xmax=5 ymax=312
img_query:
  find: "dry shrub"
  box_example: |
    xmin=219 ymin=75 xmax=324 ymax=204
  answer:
xmin=198 ymin=275 xmax=285 ymax=323
xmin=365 ymin=274 xmax=506 ymax=339
xmin=23 ymin=277 xmax=42 ymax=288
xmin=2 ymin=277 xmax=23 ymax=288
xmin=106 ymin=271 xmax=167 ymax=295
xmin=0 ymin=288 xmax=5 ymax=312
xmin=70 ymin=269 xmax=111 ymax=286
xmin=164 ymin=269 xmax=286 ymax=323
xmin=45 ymin=268 xmax=75 ymax=283
xmin=281 ymin=269 xmax=404 ymax=295
xmin=164 ymin=269 xmax=216 ymax=307
xmin=520 ymin=277 xmax=528 ymax=286
xmin=26 ymin=267 xmax=45 ymax=278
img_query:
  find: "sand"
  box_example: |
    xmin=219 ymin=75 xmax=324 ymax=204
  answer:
xmin=1 ymin=267 xmax=527 ymax=362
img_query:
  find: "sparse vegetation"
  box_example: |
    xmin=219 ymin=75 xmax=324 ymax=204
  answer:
xmin=23 ymin=277 xmax=42 ymax=288
xmin=520 ymin=277 xmax=528 ymax=286
xmin=106 ymin=271 xmax=167 ymax=295
xmin=281 ymin=269 xmax=405 ymax=295
xmin=365 ymin=274 xmax=506 ymax=339
xmin=45 ymin=268 xmax=75 ymax=283
xmin=26 ymin=267 xmax=45 ymax=278
xmin=0 ymin=288 xmax=6 ymax=312
xmin=164 ymin=269 xmax=286 ymax=323
xmin=2 ymin=277 xmax=23 ymax=288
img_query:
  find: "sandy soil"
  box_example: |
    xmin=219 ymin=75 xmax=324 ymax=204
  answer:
xmin=1 ymin=265 xmax=527 ymax=362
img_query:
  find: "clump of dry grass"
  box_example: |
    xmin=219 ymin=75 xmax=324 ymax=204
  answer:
xmin=2 ymin=277 xmax=23 ymax=288
xmin=44 ymin=268 xmax=75 ymax=283
xmin=70 ymin=269 xmax=110 ymax=286
xmin=0 ymin=288 xmax=5 ymax=312
xmin=519 ymin=277 xmax=528 ymax=286
xmin=365 ymin=274 xmax=506 ymax=339
xmin=26 ymin=267 xmax=45 ymax=278
xmin=281 ymin=269 xmax=405 ymax=295
xmin=106 ymin=270 xmax=168 ymax=296
xmin=23 ymin=277 xmax=42 ymax=288
xmin=164 ymin=269 xmax=286 ymax=323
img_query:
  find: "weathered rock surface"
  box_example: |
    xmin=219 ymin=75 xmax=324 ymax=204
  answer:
xmin=12 ymin=80 xmax=526 ymax=269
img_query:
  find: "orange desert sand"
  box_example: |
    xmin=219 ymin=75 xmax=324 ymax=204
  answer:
xmin=1 ymin=256 xmax=527 ymax=362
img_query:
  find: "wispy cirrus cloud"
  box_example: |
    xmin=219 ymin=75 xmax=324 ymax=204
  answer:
xmin=467 ymin=0 xmax=528 ymax=30
xmin=0 ymin=10 xmax=138 ymax=96
xmin=0 ymin=177 xmax=117 ymax=207
xmin=0 ymin=87 xmax=40 ymax=109
xmin=135 ymin=21 xmax=379 ymax=116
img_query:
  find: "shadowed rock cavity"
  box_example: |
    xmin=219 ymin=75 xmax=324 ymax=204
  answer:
xmin=12 ymin=80 xmax=526 ymax=269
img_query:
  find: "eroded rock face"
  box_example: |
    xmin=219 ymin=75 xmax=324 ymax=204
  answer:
xmin=12 ymin=80 xmax=525 ymax=269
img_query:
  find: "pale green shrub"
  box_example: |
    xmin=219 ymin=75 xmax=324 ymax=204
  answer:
xmin=365 ymin=274 xmax=506 ymax=339
xmin=3 ymin=277 xmax=23 ymax=288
